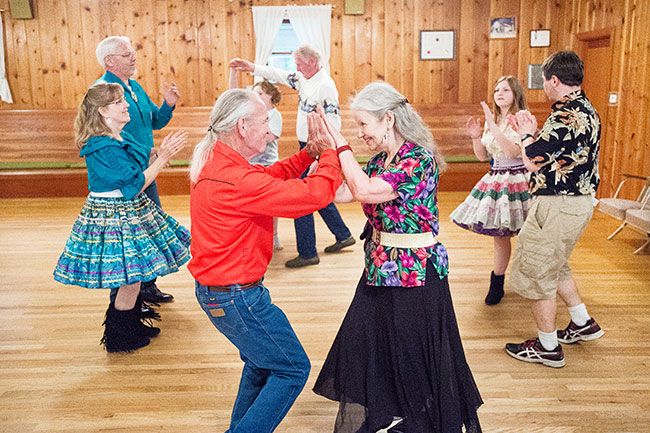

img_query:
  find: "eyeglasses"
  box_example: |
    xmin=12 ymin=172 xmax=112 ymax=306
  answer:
xmin=110 ymin=51 xmax=136 ymax=60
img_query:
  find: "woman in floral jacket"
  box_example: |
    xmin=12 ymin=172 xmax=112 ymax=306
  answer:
xmin=311 ymin=82 xmax=483 ymax=433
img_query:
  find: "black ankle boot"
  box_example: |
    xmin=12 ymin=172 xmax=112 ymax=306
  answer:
xmin=485 ymin=271 xmax=505 ymax=305
xmin=137 ymin=294 xmax=161 ymax=321
xmin=134 ymin=295 xmax=161 ymax=338
xmin=101 ymin=303 xmax=150 ymax=353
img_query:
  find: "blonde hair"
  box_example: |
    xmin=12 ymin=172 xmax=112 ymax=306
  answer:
xmin=74 ymin=83 xmax=124 ymax=148
xmin=492 ymin=75 xmax=528 ymax=122
xmin=350 ymin=81 xmax=446 ymax=171
xmin=189 ymin=89 xmax=259 ymax=182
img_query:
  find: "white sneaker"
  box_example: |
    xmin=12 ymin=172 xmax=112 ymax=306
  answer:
xmin=376 ymin=417 xmax=403 ymax=433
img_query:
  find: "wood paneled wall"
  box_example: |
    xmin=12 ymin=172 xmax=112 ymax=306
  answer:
xmin=1 ymin=0 xmax=648 ymax=196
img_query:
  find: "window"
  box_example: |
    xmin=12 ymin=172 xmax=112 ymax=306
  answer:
xmin=267 ymin=20 xmax=300 ymax=72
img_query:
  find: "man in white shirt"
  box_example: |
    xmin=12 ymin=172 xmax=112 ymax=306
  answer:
xmin=231 ymin=45 xmax=355 ymax=268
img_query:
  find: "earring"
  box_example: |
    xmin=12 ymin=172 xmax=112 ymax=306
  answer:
xmin=106 ymin=118 xmax=112 ymax=125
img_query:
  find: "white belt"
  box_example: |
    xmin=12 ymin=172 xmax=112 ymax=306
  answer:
xmin=90 ymin=189 xmax=123 ymax=198
xmin=372 ymin=229 xmax=437 ymax=248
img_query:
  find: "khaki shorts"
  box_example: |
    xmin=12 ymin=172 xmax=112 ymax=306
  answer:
xmin=510 ymin=195 xmax=594 ymax=300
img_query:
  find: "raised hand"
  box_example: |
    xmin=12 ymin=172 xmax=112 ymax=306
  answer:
xmin=315 ymin=105 xmax=347 ymax=149
xmin=229 ymin=58 xmax=254 ymax=73
xmin=305 ymin=112 xmax=332 ymax=158
xmin=514 ymin=110 xmax=537 ymax=136
xmin=480 ymin=101 xmax=496 ymax=126
xmin=466 ymin=116 xmax=482 ymax=139
xmin=506 ymin=113 xmax=519 ymax=132
xmin=158 ymin=130 xmax=188 ymax=163
xmin=162 ymin=81 xmax=180 ymax=106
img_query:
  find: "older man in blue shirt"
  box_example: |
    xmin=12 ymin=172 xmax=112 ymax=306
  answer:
xmin=96 ymin=35 xmax=180 ymax=304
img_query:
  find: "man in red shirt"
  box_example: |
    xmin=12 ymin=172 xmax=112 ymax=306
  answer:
xmin=188 ymin=88 xmax=342 ymax=432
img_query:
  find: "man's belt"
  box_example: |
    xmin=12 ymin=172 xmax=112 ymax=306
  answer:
xmin=207 ymin=278 xmax=263 ymax=292
xmin=371 ymin=229 xmax=437 ymax=248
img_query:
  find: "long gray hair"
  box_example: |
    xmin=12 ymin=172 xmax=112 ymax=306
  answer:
xmin=350 ymin=81 xmax=445 ymax=171
xmin=189 ymin=89 xmax=258 ymax=182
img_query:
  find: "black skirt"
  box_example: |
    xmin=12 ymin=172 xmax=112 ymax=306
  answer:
xmin=313 ymin=260 xmax=483 ymax=433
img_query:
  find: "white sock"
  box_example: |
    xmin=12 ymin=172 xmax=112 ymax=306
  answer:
xmin=538 ymin=329 xmax=559 ymax=351
xmin=568 ymin=303 xmax=591 ymax=326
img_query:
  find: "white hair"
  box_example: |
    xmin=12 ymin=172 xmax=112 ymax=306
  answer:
xmin=189 ymin=89 xmax=259 ymax=183
xmin=350 ymin=81 xmax=446 ymax=171
xmin=96 ymin=36 xmax=131 ymax=68
xmin=294 ymin=44 xmax=321 ymax=64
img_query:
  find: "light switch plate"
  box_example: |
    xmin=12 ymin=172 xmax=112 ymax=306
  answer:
xmin=608 ymin=92 xmax=618 ymax=105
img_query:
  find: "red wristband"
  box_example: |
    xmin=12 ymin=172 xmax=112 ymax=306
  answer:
xmin=336 ymin=145 xmax=352 ymax=155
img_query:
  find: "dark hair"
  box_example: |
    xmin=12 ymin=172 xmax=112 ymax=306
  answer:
xmin=542 ymin=51 xmax=584 ymax=86
xmin=253 ymin=80 xmax=282 ymax=105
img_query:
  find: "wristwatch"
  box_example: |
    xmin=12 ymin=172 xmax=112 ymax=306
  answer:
xmin=521 ymin=133 xmax=535 ymax=141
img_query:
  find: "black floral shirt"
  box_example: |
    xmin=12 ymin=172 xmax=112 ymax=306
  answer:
xmin=526 ymin=90 xmax=600 ymax=196
xmin=361 ymin=142 xmax=449 ymax=287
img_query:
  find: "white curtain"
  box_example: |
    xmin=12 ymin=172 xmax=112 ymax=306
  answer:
xmin=0 ymin=12 xmax=14 ymax=103
xmin=252 ymin=6 xmax=285 ymax=68
xmin=286 ymin=5 xmax=332 ymax=72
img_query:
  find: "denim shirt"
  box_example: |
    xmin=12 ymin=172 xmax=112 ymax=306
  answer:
xmin=98 ymin=71 xmax=174 ymax=170
xmin=80 ymin=134 xmax=145 ymax=199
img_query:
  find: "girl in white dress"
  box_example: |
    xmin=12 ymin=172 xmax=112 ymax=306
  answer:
xmin=450 ymin=76 xmax=531 ymax=305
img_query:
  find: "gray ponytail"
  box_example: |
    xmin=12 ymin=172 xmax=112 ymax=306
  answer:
xmin=189 ymin=89 xmax=258 ymax=182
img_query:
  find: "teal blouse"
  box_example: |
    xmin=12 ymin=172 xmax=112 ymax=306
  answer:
xmin=80 ymin=134 xmax=145 ymax=199
xmin=98 ymin=71 xmax=174 ymax=170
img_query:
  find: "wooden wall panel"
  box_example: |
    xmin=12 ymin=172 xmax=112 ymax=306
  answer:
xmin=487 ymin=0 xmax=520 ymax=97
xmin=0 ymin=0 xmax=648 ymax=198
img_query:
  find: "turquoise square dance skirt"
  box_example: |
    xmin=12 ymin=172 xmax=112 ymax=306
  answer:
xmin=53 ymin=192 xmax=191 ymax=289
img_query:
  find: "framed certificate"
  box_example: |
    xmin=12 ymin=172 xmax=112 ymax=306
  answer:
xmin=530 ymin=29 xmax=551 ymax=47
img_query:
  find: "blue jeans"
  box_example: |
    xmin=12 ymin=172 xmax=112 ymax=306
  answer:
xmin=295 ymin=141 xmax=351 ymax=258
xmin=195 ymin=281 xmax=311 ymax=433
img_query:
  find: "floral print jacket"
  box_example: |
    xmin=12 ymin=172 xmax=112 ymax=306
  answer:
xmin=361 ymin=141 xmax=449 ymax=287
xmin=526 ymin=90 xmax=601 ymax=196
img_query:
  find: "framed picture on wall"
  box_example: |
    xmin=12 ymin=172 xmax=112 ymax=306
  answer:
xmin=530 ymin=29 xmax=551 ymax=47
xmin=420 ymin=30 xmax=455 ymax=60
xmin=528 ymin=64 xmax=544 ymax=89
xmin=490 ymin=17 xmax=517 ymax=39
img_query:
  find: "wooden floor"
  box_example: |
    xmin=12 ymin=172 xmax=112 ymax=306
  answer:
xmin=1 ymin=193 xmax=649 ymax=433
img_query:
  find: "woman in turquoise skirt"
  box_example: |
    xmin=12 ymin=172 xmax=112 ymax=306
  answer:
xmin=53 ymin=82 xmax=190 ymax=352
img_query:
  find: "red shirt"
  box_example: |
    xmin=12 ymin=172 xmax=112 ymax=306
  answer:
xmin=188 ymin=141 xmax=342 ymax=286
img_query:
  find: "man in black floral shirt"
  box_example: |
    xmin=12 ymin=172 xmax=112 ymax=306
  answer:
xmin=505 ymin=51 xmax=604 ymax=368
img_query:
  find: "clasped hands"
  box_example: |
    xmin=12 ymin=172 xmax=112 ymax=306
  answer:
xmin=304 ymin=106 xmax=347 ymax=159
